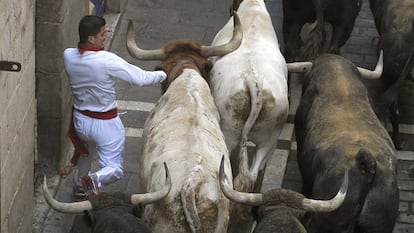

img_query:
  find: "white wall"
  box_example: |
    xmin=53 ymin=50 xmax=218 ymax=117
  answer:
xmin=0 ymin=1 xmax=36 ymax=232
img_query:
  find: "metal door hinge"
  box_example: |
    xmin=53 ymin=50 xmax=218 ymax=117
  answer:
xmin=0 ymin=61 xmax=21 ymax=72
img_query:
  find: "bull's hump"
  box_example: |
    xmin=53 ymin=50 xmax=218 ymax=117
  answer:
xmin=311 ymin=104 xmax=382 ymax=138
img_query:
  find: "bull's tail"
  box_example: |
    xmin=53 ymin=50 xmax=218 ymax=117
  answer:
xmin=181 ymin=167 xmax=202 ymax=233
xmin=356 ymin=148 xmax=377 ymax=185
xmin=352 ymin=148 xmax=377 ymax=219
xmin=232 ymin=68 xmax=261 ymax=231
xmin=238 ymin=66 xmax=263 ymax=183
xmin=297 ymin=0 xmax=333 ymax=60
xmin=181 ymin=166 xmax=229 ymax=233
xmin=332 ymin=148 xmax=377 ymax=232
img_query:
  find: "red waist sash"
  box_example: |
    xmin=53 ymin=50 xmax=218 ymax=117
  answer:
xmin=77 ymin=108 xmax=118 ymax=119
xmin=60 ymin=107 xmax=118 ymax=177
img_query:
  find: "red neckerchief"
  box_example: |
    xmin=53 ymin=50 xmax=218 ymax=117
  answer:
xmin=78 ymin=43 xmax=103 ymax=55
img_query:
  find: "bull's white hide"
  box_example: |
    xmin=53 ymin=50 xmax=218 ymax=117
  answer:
xmin=210 ymin=0 xmax=289 ymax=187
xmin=140 ymin=69 xmax=233 ymax=233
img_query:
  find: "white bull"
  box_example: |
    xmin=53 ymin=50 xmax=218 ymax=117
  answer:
xmin=209 ymin=1 xmax=299 ymax=232
xmin=126 ymin=15 xmax=243 ymax=233
xmin=210 ymin=0 xmax=289 ymax=197
xmin=140 ymin=71 xmax=232 ymax=233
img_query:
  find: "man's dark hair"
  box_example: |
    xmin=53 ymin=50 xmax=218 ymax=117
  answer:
xmin=78 ymin=15 xmax=106 ymax=44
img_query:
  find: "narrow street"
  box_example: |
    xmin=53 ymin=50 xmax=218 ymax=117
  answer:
xmin=34 ymin=0 xmax=414 ymax=232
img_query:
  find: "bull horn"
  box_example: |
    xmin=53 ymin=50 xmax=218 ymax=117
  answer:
xmin=219 ymin=156 xmax=263 ymax=205
xmin=200 ymin=13 xmax=243 ymax=57
xmin=302 ymin=170 xmax=349 ymax=212
xmin=357 ymin=50 xmax=383 ymax=79
xmin=287 ymin=61 xmax=313 ymax=73
xmin=131 ymin=162 xmax=172 ymax=205
xmin=126 ymin=20 xmax=166 ymax=60
xmin=42 ymin=176 xmax=92 ymax=213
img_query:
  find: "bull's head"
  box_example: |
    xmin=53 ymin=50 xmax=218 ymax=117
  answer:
xmin=126 ymin=13 xmax=243 ymax=93
xmin=287 ymin=50 xmax=384 ymax=79
xmin=42 ymin=162 xmax=172 ymax=213
xmin=219 ymin=156 xmax=348 ymax=212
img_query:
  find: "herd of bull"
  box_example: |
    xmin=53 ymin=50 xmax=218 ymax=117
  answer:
xmin=42 ymin=0 xmax=414 ymax=232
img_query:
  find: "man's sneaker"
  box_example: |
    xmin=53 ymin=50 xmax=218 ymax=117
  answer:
xmin=81 ymin=174 xmax=99 ymax=197
xmin=73 ymin=185 xmax=95 ymax=201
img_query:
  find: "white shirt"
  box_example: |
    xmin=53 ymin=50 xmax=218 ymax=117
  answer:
xmin=63 ymin=48 xmax=166 ymax=112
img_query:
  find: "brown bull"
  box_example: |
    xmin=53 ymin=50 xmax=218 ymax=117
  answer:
xmin=126 ymin=14 xmax=242 ymax=233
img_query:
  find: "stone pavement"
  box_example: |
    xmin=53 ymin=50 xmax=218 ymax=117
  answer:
xmin=33 ymin=0 xmax=414 ymax=232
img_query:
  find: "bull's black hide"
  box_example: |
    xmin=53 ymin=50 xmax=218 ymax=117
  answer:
xmin=282 ymin=0 xmax=361 ymax=61
xmin=251 ymin=195 xmax=309 ymax=233
xmin=70 ymin=192 xmax=152 ymax=233
xmin=295 ymin=54 xmax=399 ymax=233
xmin=367 ymin=0 xmax=414 ymax=149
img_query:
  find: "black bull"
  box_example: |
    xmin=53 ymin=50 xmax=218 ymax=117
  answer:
xmin=42 ymin=163 xmax=172 ymax=233
xmin=282 ymin=0 xmax=361 ymax=62
xmin=218 ymin=156 xmax=348 ymax=233
xmin=367 ymin=0 xmax=414 ymax=149
xmin=70 ymin=192 xmax=152 ymax=233
xmin=294 ymin=54 xmax=399 ymax=233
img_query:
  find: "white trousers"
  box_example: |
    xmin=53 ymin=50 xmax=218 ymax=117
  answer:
xmin=73 ymin=110 xmax=125 ymax=188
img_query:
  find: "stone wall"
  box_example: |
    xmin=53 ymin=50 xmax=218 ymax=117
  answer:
xmin=33 ymin=1 xmax=120 ymax=232
xmin=35 ymin=0 xmax=88 ymax=174
xmin=35 ymin=0 xmax=124 ymax=176
xmin=0 ymin=1 xmax=36 ymax=232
